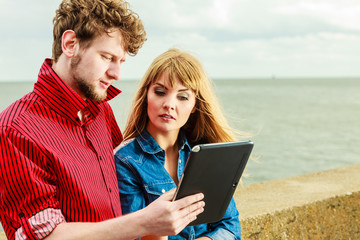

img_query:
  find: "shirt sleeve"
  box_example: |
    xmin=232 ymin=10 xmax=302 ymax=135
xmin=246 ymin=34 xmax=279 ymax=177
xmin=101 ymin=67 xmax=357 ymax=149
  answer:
xmin=0 ymin=126 xmax=61 ymax=239
xmin=114 ymin=153 xmax=147 ymax=214
xmin=15 ymin=208 xmax=66 ymax=240
xmin=203 ymin=198 xmax=241 ymax=240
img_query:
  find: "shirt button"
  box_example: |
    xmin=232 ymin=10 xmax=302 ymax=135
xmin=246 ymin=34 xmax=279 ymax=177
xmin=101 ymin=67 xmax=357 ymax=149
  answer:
xmin=109 ymin=188 xmax=112 ymax=193
xmin=162 ymin=189 xmax=166 ymax=194
xmin=19 ymin=212 xmax=25 ymax=218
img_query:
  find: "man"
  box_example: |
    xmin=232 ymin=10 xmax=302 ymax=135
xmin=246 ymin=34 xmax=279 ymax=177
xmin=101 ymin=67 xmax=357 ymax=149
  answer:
xmin=0 ymin=0 xmax=204 ymax=239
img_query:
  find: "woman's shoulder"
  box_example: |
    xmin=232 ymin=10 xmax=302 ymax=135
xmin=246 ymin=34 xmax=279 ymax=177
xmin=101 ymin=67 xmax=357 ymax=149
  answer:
xmin=114 ymin=138 xmax=135 ymax=153
xmin=114 ymin=138 xmax=140 ymax=160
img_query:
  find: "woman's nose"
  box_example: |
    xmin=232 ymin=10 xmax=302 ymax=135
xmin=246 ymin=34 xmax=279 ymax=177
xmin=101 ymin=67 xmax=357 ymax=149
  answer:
xmin=163 ymin=97 xmax=175 ymax=110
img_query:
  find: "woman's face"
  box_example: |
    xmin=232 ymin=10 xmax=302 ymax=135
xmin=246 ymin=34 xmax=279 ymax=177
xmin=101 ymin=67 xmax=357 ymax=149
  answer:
xmin=146 ymin=72 xmax=196 ymax=136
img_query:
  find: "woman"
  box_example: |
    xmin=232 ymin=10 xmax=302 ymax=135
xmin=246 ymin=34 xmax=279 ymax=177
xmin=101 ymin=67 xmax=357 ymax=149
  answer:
xmin=115 ymin=48 xmax=242 ymax=239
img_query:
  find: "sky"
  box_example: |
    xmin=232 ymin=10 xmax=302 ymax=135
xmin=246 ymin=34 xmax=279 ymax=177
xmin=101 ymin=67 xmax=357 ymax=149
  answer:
xmin=1 ymin=0 xmax=360 ymax=81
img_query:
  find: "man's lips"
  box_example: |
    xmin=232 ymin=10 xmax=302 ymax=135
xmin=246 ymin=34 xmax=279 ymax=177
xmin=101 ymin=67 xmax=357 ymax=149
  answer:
xmin=100 ymin=80 xmax=111 ymax=89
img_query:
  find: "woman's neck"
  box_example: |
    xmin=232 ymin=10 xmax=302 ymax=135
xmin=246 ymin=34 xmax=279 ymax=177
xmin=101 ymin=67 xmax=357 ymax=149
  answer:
xmin=147 ymin=127 xmax=179 ymax=151
xmin=146 ymin=127 xmax=180 ymax=185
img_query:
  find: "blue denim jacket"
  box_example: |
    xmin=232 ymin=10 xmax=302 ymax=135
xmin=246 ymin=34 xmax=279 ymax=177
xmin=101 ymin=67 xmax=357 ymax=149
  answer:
xmin=114 ymin=130 xmax=241 ymax=240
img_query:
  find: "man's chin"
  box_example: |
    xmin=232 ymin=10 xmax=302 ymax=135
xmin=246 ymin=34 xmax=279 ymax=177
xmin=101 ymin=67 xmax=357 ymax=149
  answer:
xmin=92 ymin=94 xmax=107 ymax=102
xmin=86 ymin=90 xmax=107 ymax=102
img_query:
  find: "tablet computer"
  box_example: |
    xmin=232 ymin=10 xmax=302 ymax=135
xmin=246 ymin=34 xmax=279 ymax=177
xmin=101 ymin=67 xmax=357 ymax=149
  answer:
xmin=173 ymin=141 xmax=253 ymax=226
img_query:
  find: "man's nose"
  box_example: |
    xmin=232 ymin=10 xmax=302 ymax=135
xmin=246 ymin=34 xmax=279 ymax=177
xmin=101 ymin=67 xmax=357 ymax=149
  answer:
xmin=107 ymin=61 xmax=121 ymax=80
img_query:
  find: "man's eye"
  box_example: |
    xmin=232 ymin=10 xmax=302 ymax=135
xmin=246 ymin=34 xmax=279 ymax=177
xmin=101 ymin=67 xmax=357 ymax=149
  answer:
xmin=103 ymin=55 xmax=112 ymax=61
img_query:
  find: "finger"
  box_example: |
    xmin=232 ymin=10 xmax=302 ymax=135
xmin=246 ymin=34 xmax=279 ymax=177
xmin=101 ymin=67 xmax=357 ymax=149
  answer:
xmin=179 ymin=200 xmax=205 ymax=219
xmin=174 ymin=204 xmax=205 ymax=232
xmin=173 ymin=192 xmax=204 ymax=210
xmin=158 ymin=188 xmax=176 ymax=201
xmin=173 ymin=200 xmax=205 ymax=231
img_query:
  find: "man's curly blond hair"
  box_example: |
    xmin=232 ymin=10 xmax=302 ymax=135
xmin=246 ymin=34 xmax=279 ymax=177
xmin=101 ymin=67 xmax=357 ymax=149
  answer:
xmin=52 ymin=0 xmax=146 ymax=62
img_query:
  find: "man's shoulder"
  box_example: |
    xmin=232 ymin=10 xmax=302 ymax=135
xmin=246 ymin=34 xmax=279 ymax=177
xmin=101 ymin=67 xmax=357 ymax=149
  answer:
xmin=0 ymin=91 xmax=39 ymax=127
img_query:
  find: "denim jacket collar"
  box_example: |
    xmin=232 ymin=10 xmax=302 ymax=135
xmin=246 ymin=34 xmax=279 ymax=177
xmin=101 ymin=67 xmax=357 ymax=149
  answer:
xmin=136 ymin=129 xmax=192 ymax=155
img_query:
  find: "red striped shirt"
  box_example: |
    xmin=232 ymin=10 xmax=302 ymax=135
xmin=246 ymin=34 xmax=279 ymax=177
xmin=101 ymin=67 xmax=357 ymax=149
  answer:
xmin=0 ymin=59 xmax=123 ymax=240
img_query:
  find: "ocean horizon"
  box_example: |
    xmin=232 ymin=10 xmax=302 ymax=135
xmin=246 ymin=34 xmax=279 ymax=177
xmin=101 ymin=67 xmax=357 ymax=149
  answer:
xmin=0 ymin=77 xmax=359 ymax=184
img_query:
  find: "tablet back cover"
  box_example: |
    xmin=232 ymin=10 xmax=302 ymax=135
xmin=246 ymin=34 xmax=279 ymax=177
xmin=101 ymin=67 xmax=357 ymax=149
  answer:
xmin=174 ymin=141 xmax=253 ymax=226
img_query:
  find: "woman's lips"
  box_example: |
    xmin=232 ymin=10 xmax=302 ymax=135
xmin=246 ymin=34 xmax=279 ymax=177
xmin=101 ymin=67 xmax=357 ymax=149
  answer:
xmin=159 ymin=114 xmax=175 ymax=121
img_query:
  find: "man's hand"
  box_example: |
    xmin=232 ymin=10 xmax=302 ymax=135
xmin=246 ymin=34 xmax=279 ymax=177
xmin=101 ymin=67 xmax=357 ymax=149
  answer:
xmin=44 ymin=190 xmax=204 ymax=240
xmin=140 ymin=189 xmax=205 ymax=236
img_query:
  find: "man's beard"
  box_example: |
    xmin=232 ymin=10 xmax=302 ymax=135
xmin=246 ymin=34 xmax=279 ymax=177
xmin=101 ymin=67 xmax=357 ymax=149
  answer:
xmin=70 ymin=55 xmax=107 ymax=102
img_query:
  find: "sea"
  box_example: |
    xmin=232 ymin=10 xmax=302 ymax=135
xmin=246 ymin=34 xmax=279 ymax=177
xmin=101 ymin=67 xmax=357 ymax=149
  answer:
xmin=0 ymin=78 xmax=359 ymax=232
xmin=0 ymin=78 xmax=359 ymax=184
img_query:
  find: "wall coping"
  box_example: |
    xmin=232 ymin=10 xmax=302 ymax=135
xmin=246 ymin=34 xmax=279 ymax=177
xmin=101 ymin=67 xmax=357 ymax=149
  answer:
xmin=234 ymin=164 xmax=360 ymax=219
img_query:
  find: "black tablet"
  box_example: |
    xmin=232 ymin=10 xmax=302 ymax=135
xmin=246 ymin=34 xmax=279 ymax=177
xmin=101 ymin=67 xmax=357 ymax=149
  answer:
xmin=173 ymin=141 xmax=253 ymax=226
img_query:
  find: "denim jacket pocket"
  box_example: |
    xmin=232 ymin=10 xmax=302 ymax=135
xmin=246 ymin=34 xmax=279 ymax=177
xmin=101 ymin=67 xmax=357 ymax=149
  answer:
xmin=144 ymin=181 xmax=176 ymax=203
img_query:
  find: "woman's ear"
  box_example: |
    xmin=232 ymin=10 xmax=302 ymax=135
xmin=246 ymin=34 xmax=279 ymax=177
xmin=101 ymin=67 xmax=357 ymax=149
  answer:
xmin=61 ymin=30 xmax=79 ymax=58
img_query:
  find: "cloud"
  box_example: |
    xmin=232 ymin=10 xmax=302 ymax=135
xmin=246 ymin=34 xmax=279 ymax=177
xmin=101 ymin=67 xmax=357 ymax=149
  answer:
xmin=0 ymin=1 xmax=59 ymax=81
xmin=1 ymin=0 xmax=360 ymax=81
xmin=275 ymin=1 xmax=360 ymax=31
xmin=128 ymin=0 xmax=360 ymax=78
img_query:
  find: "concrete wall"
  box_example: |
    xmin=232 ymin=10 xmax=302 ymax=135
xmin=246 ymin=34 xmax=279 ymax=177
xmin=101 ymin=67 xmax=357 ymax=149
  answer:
xmin=234 ymin=164 xmax=360 ymax=239
xmin=1 ymin=164 xmax=359 ymax=240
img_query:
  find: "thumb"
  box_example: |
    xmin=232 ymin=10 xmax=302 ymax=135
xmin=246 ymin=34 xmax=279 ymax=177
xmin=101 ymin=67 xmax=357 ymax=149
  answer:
xmin=158 ymin=188 xmax=177 ymax=201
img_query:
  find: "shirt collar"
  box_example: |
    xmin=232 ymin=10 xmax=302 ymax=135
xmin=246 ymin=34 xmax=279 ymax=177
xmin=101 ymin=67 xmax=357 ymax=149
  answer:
xmin=136 ymin=129 xmax=192 ymax=154
xmin=178 ymin=130 xmax=192 ymax=151
xmin=33 ymin=59 xmax=121 ymax=123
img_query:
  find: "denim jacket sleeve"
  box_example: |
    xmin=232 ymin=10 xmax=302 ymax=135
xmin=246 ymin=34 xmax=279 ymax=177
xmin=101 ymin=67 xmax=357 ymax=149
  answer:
xmin=115 ymin=154 xmax=147 ymax=214
xmin=202 ymin=198 xmax=241 ymax=240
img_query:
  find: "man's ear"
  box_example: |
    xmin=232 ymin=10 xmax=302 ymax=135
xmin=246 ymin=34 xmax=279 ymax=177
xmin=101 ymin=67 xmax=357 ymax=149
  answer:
xmin=61 ymin=30 xmax=79 ymax=58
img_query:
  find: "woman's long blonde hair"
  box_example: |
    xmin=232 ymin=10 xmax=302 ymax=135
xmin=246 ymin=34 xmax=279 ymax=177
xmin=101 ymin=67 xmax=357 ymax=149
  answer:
xmin=123 ymin=48 xmax=238 ymax=144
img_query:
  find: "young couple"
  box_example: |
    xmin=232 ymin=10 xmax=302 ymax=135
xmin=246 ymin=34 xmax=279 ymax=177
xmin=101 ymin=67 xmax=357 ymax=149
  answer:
xmin=0 ymin=0 xmax=241 ymax=239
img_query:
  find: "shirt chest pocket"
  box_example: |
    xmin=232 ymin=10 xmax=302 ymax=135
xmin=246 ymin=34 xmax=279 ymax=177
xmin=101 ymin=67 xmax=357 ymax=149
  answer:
xmin=144 ymin=181 xmax=176 ymax=204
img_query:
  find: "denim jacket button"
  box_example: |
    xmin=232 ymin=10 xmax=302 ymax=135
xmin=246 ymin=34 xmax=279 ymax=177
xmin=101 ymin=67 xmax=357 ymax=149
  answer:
xmin=162 ymin=189 xmax=166 ymax=193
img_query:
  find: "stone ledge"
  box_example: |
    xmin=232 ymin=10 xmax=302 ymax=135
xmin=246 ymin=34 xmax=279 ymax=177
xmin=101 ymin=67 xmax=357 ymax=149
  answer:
xmin=234 ymin=164 xmax=360 ymax=239
xmin=240 ymin=191 xmax=360 ymax=239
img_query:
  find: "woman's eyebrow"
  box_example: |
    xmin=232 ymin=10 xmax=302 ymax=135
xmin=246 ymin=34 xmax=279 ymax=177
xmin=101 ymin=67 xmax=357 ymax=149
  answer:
xmin=153 ymin=82 xmax=190 ymax=92
xmin=154 ymin=82 xmax=167 ymax=89
xmin=178 ymin=88 xmax=190 ymax=92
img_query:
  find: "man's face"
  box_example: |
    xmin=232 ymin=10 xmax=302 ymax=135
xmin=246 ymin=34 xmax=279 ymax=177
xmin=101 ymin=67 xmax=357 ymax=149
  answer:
xmin=70 ymin=29 xmax=127 ymax=101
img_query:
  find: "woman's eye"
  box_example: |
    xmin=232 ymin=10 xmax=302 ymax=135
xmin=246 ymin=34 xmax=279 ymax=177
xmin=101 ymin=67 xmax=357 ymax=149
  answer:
xmin=154 ymin=89 xmax=166 ymax=96
xmin=178 ymin=94 xmax=189 ymax=101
